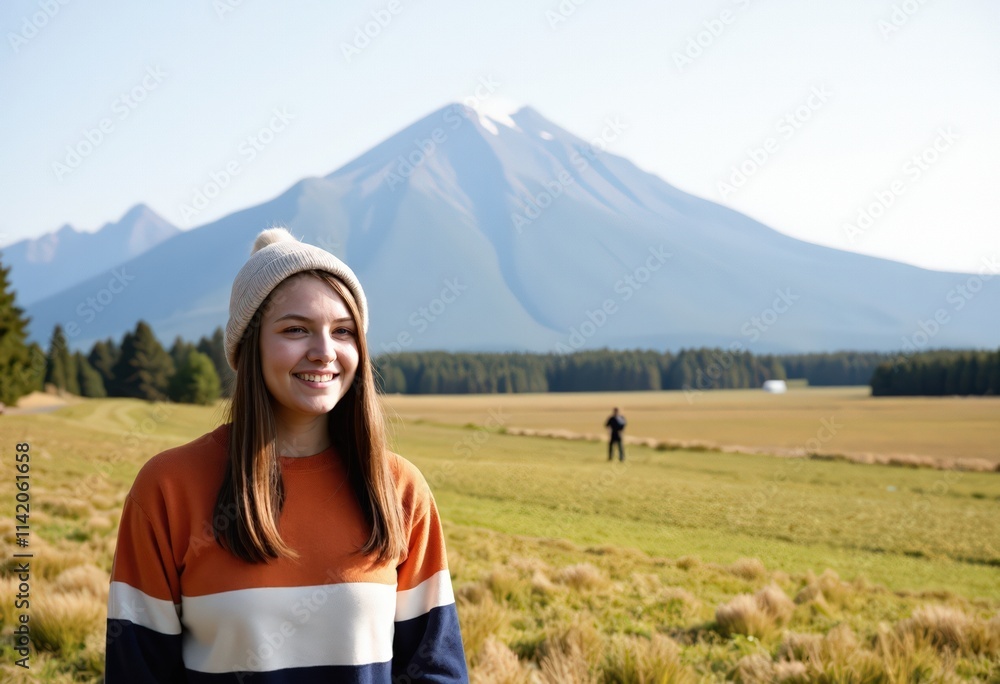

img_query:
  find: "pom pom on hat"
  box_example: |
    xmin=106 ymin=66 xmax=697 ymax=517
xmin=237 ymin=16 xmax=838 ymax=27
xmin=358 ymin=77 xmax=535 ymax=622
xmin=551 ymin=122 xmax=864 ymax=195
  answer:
xmin=252 ymin=226 xmax=297 ymax=253
xmin=224 ymin=226 xmax=368 ymax=371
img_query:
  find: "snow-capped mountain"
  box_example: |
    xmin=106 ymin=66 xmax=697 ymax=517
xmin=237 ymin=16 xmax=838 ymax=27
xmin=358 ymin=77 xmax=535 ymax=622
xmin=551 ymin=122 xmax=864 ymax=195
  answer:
xmin=20 ymin=104 xmax=999 ymax=355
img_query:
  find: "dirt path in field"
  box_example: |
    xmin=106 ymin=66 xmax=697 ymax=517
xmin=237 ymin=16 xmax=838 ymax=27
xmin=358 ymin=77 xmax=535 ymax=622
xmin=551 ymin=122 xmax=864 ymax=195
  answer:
xmin=2 ymin=391 xmax=82 ymax=416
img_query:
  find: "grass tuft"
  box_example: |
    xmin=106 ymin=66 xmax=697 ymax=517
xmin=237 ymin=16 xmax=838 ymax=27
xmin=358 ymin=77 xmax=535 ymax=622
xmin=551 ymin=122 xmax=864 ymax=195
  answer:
xmin=32 ymin=591 xmax=105 ymax=654
xmin=728 ymin=557 xmax=767 ymax=581
xmin=469 ymin=636 xmax=533 ymax=683
xmin=716 ymin=584 xmax=795 ymax=638
xmin=555 ymin=563 xmax=607 ymax=591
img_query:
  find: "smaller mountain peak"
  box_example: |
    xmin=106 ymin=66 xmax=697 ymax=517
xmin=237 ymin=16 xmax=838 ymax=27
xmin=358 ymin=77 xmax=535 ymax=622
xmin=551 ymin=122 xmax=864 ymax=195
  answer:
xmin=119 ymin=203 xmax=159 ymax=223
xmin=513 ymin=104 xmax=542 ymax=117
xmin=509 ymin=105 xmax=552 ymax=129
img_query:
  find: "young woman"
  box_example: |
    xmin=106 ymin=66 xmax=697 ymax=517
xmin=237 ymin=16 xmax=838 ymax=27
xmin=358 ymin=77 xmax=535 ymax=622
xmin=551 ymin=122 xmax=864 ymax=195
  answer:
xmin=105 ymin=227 xmax=468 ymax=682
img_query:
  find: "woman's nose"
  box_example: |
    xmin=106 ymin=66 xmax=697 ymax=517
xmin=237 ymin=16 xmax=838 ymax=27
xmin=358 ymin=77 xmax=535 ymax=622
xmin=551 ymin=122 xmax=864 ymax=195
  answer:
xmin=308 ymin=333 xmax=338 ymax=362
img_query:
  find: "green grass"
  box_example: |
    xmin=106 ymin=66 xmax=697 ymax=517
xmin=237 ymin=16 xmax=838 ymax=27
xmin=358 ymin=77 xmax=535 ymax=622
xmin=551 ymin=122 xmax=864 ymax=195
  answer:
xmin=388 ymin=418 xmax=1000 ymax=600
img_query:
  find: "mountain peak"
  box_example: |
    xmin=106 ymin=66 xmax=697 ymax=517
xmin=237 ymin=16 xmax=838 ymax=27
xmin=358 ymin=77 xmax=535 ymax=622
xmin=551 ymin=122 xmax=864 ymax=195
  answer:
xmin=119 ymin=203 xmax=153 ymax=222
xmin=463 ymin=96 xmax=525 ymax=135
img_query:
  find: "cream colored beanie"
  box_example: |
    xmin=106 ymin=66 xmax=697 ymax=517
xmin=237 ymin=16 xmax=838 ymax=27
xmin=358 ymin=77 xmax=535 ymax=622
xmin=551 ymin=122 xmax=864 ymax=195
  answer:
xmin=224 ymin=226 xmax=368 ymax=371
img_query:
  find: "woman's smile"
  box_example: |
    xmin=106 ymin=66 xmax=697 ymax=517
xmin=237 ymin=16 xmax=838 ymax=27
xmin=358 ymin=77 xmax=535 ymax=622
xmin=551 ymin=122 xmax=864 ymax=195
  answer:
xmin=293 ymin=371 xmax=340 ymax=387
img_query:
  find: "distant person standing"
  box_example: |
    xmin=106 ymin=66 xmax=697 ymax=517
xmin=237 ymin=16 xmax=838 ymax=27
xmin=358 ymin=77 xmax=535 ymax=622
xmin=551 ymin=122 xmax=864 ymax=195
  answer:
xmin=606 ymin=407 xmax=626 ymax=461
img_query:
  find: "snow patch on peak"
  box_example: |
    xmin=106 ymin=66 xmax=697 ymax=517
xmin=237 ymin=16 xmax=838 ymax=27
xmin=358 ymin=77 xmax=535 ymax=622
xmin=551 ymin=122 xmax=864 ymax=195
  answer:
xmin=478 ymin=114 xmax=500 ymax=136
xmin=539 ymin=131 xmax=554 ymax=140
xmin=468 ymin=96 xmax=523 ymax=135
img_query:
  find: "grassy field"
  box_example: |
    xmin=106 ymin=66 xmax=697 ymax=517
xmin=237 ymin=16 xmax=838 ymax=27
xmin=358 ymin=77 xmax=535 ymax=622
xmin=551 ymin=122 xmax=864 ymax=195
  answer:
xmin=382 ymin=387 xmax=1000 ymax=466
xmin=0 ymin=395 xmax=997 ymax=682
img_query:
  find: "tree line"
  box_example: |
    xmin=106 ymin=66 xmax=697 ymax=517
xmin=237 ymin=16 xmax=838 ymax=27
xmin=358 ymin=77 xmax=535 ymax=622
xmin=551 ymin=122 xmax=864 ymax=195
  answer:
xmin=372 ymin=349 xmax=903 ymax=394
xmin=870 ymin=349 xmax=1000 ymax=396
xmin=3 ymin=319 xmax=233 ymax=407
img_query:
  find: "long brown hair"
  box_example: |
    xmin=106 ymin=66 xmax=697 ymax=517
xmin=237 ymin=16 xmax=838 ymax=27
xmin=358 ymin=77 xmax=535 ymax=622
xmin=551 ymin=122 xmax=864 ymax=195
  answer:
xmin=213 ymin=270 xmax=405 ymax=564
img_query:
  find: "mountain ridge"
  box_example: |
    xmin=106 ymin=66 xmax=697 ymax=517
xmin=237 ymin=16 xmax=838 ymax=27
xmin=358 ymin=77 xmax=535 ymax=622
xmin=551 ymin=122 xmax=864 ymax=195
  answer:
xmin=3 ymin=204 xmax=180 ymax=307
xmin=18 ymin=102 xmax=999 ymax=356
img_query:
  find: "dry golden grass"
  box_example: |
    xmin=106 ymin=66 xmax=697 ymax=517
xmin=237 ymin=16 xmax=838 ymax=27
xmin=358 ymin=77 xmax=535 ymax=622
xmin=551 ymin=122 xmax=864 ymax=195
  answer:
xmin=382 ymin=387 xmax=1000 ymax=466
xmin=716 ymin=595 xmax=773 ymax=639
xmin=602 ymin=633 xmax=695 ymax=684
xmin=897 ymin=604 xmax=1000 ymax=656
xmin=542 ymin=620 xmax=605 ymax=673
xmin=716 ymin=584 xmax=796 ymax=638
xmin=554 ymin=563 xmax=608 ymax=591
xmin=32 ymin=591 xmax=105 ymax=654
xmin=675 ymin=556 xmax=700 ymax=570
xmin=469 ymin=637 xmax=533 ymax=683
xmin=52 ymin=565 xmax=108 ymax=600
xmin=728 ymin=557 xmax=767 ymax=581
xmin=455 ymin=593 xmax=510 ymax=663
xmin=537 ymin=637 xmax=598 ymax=684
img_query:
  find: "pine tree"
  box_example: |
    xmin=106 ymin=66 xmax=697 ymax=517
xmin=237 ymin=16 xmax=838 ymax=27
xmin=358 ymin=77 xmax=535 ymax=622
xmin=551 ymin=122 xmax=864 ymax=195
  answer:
xmin=0 ymin=255 xmax=38 ymax=405
xmin=169 ymin=350 xmax=220 ymax=405
xmin=75 ymin=351 xmax=107 ymax=398
xmin=377 ymin=365 xmax=407 ymax=394
xmin=88 ymin=339 xmax=118 ymax=387
xmin=44 ymin=325 xmax=80 ymax=394
xmin=169 ymin=336 xmax=197 ymax=372
xmin=197 ymin=327 xmax=235 ymax=397
xmin=110 ymin=320 xmax=175 ymax=401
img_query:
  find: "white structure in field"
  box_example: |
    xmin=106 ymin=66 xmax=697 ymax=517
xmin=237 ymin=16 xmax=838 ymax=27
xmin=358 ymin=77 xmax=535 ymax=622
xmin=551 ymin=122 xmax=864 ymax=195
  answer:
xmin=762 ymin=379 xmax=787 ymax=393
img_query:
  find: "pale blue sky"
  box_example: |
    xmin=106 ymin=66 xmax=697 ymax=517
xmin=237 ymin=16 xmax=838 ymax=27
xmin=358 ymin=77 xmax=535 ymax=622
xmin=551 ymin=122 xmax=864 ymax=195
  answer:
xmin=2 ymin=0 xmax=997 ymax=272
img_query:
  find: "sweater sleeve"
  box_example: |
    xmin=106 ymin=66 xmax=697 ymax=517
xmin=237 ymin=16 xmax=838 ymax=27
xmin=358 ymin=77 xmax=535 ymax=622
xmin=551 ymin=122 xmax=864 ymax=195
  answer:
xmin=105 ymin=491 xmax=187 ymax=682
xmin=391 ymin=469 xmax=469 ymax=683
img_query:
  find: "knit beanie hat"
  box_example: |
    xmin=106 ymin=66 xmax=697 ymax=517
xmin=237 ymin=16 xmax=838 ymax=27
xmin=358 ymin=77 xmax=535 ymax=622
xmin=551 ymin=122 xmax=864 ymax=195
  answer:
xmin=224 ymin=226 xmax=368 ymax=371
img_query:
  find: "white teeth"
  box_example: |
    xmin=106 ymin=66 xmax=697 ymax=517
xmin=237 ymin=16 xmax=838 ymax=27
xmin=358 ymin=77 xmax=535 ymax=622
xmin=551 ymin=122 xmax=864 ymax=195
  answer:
xmin=295 ymin=373 xmax=334 ymax=382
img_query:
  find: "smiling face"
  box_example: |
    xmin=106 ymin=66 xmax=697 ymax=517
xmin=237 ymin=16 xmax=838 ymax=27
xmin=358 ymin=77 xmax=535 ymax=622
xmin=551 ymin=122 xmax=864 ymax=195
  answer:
xmin=258 ymin=274 xmax=360 ymax=428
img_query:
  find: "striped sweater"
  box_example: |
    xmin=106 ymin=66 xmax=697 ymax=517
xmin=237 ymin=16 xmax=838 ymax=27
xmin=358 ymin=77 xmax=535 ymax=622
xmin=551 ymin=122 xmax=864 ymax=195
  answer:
xmin=105 ymin=423 xmax=468 ymax=682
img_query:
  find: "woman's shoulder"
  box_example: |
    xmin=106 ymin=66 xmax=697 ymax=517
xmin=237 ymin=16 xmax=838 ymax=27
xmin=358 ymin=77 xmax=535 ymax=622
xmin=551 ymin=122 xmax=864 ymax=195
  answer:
xmin=127 ymin=423 xmax=229 ymax=505
xmin=385 ymin=450 xmax=434 ymax=510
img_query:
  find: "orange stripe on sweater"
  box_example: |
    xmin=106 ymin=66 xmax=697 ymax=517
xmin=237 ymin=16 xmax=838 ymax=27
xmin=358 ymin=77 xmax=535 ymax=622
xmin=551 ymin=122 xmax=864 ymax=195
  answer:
xmin=110 ymin=424 xmax=449 ymax=600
